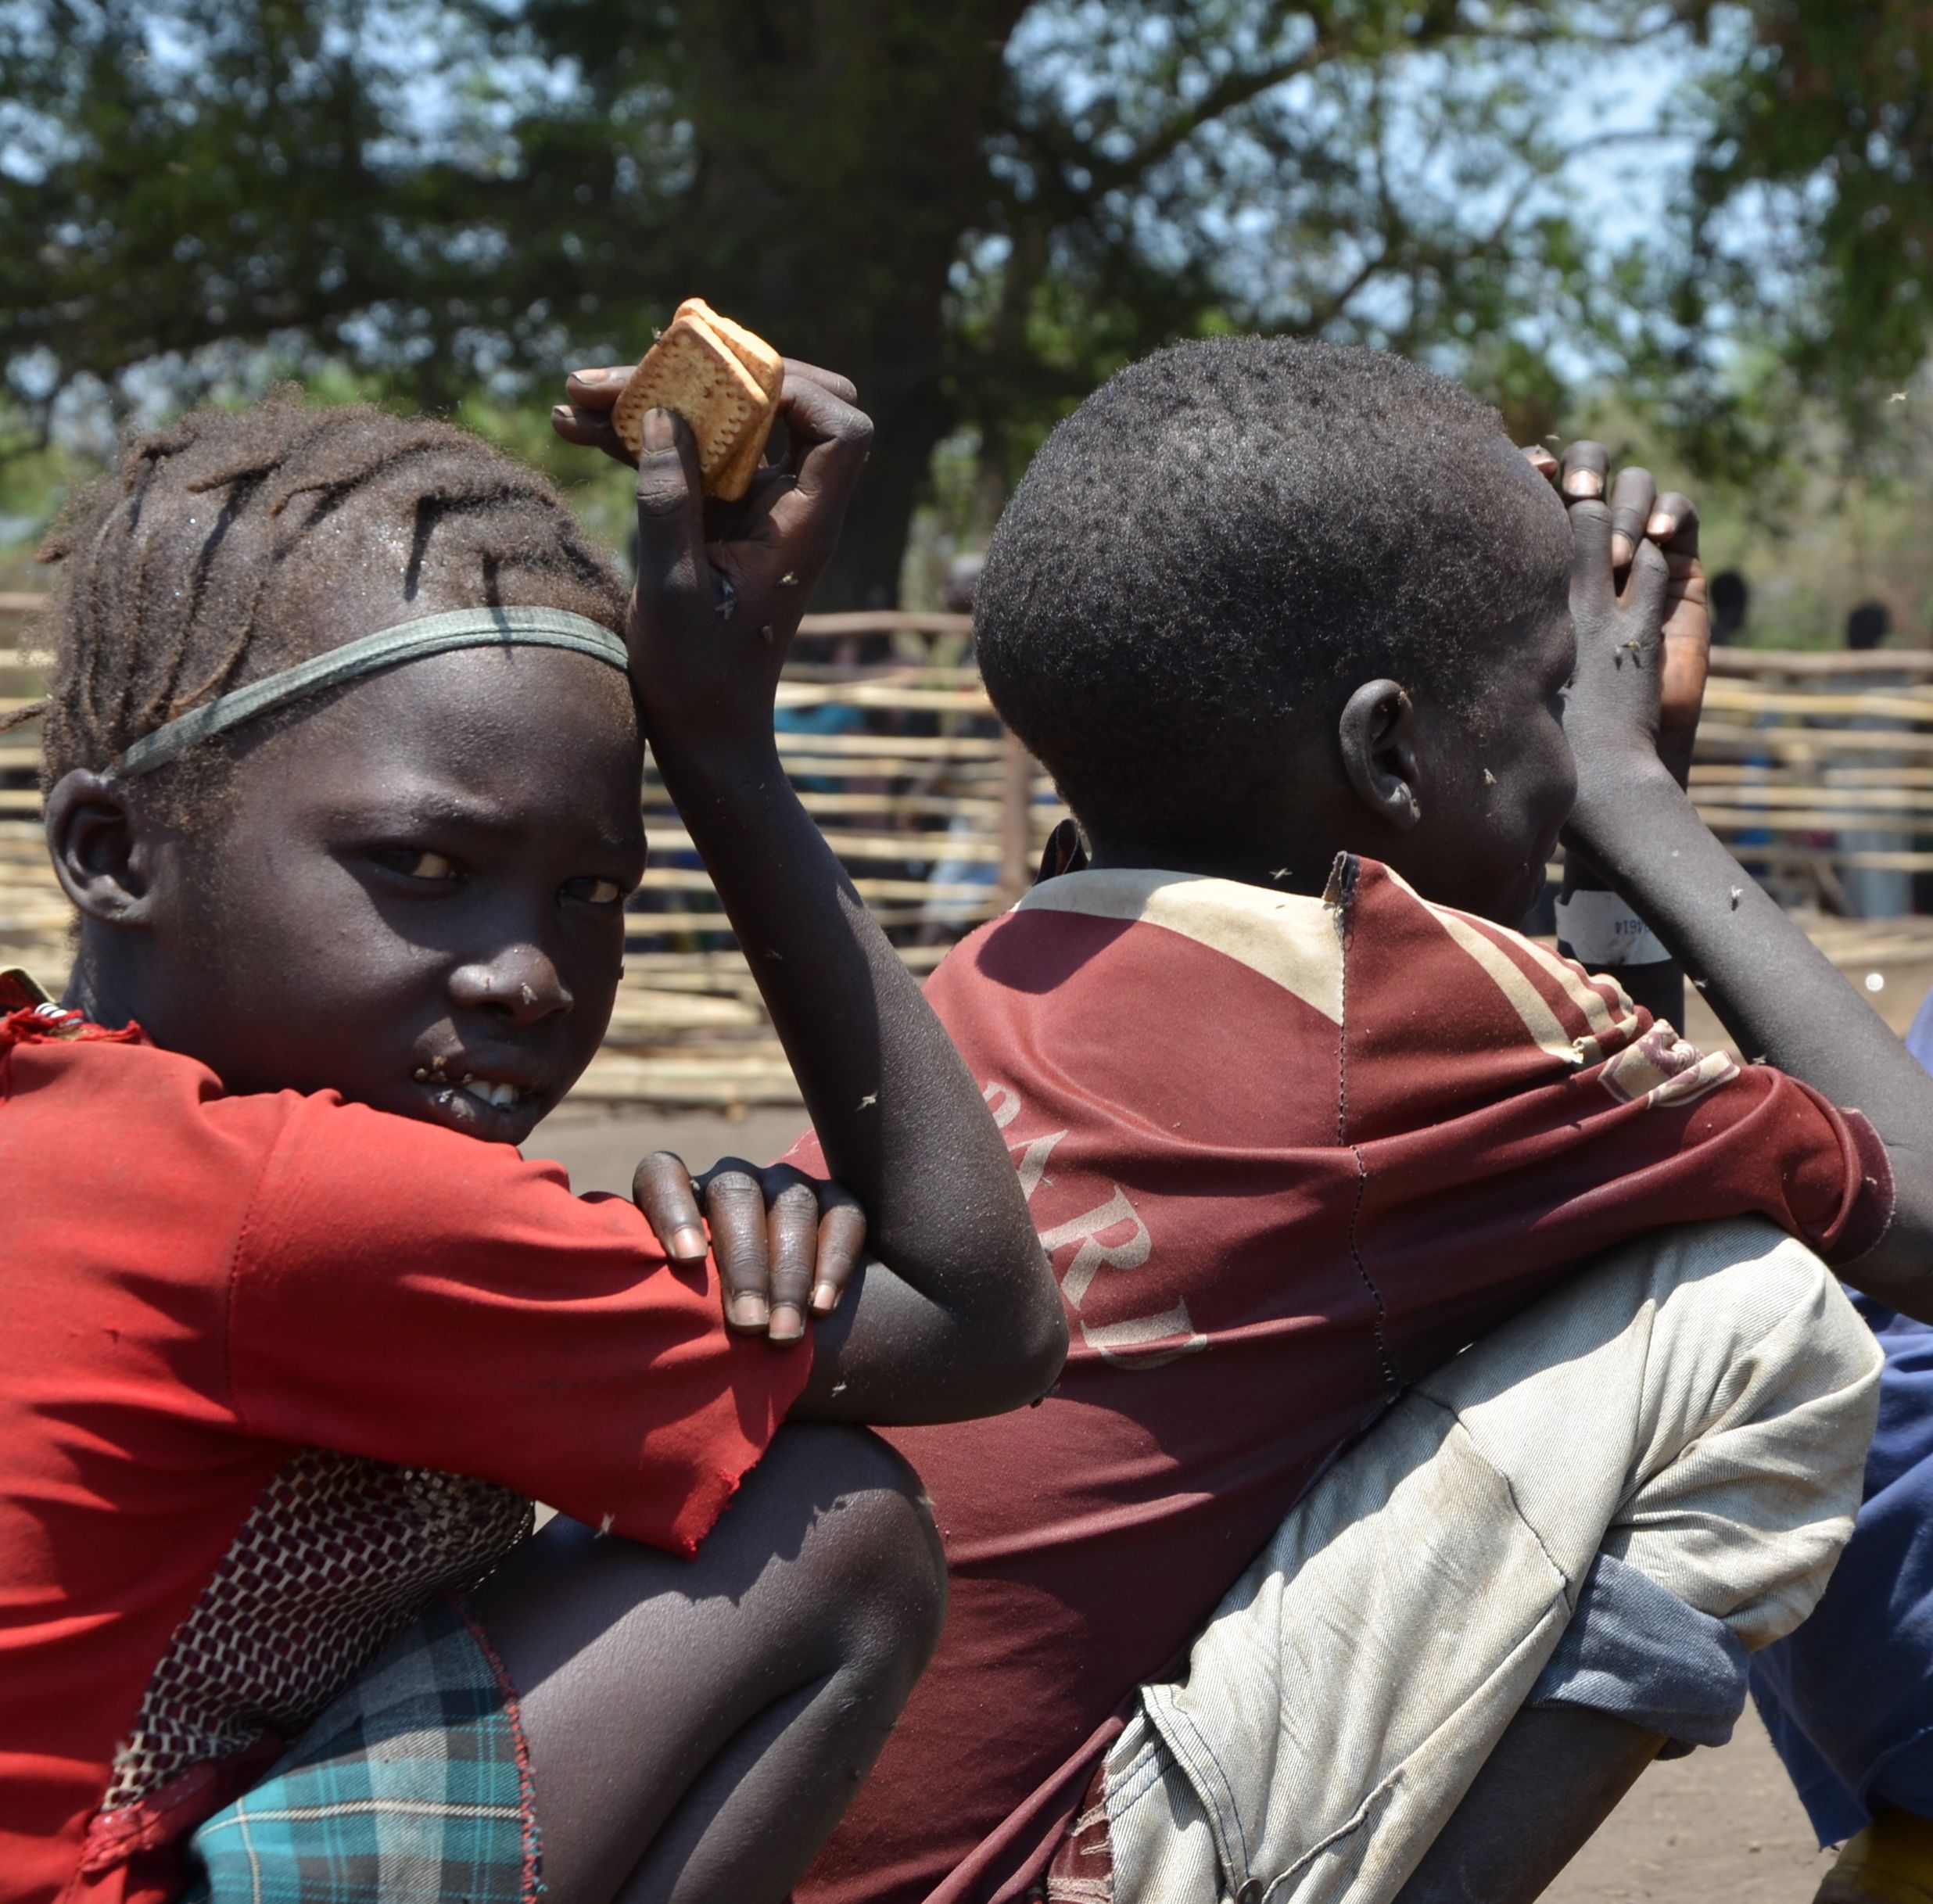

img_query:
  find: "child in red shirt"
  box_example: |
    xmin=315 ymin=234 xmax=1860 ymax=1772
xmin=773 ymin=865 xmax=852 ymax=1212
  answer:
xmin=0 ymin=373 xmax=1063 ymax=1904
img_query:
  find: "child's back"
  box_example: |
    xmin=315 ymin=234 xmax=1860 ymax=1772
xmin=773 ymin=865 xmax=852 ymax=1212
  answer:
xmin=796 ymin=865 xmax=1885 ymax=1902
xmin=794 ymin=339 xmax=1920 ymax=1903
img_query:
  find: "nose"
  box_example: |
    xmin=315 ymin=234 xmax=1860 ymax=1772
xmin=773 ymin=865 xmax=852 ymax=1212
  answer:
xmin=448 ymin=944 xmax=574 ymax=1025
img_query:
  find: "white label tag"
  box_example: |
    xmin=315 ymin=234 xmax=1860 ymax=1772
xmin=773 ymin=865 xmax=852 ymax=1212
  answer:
xmin=1554 ymin=890 xmax=1671 ymax=967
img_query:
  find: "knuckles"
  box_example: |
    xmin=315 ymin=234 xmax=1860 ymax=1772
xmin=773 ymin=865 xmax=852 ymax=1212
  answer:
xmin=771 ymin=1181 xmax=821 ymax=1217
xmin=829 ymin=408 xmax=875 ymax=448
xmin=634 ymin=480 xmax=694 ymax=521
xmin=705 ymin=1171 xmax=766 ymax=1216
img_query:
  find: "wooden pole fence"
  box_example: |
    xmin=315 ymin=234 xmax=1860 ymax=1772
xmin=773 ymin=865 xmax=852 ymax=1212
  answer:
xmin=13 ymin=601 xmax=1933 ymax=1101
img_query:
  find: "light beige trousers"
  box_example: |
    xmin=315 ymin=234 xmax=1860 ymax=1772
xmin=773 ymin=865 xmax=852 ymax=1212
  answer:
xmin=1060 ymin=1219 xmax=1883 ymax=1904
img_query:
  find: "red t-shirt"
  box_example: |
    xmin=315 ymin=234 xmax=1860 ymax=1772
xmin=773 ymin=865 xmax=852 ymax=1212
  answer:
xmin=0 ymin=980 xmax=812 ymax=1904
xmin=794 ymin=859 xmax=1892 ymax=1904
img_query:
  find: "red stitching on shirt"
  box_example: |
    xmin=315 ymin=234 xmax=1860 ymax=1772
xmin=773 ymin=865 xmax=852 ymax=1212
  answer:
xmin=453 ymin=1594 xmax=544 ymax=1904
xmin=221 ymin=1108 xmax=297 ymax=1434
xmin=1330 ymin=855 xmax=1401 ymax=1399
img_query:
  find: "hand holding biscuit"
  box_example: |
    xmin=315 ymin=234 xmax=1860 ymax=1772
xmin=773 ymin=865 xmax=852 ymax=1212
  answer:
xmin=606 ymin=299 xmax=784 ymax=500
xmin=554 ymin=302 xmax=841 ymax=496
xmin=569 ymin=347 xmax=871 ymax=763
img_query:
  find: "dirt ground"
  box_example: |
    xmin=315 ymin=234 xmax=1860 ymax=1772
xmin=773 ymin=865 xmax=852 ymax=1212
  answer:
xmin=527 ymin=1102 xmax=1850 ymax=1904
xmin=1543 ymin=1713 xmax=1832 ymax=1903
xmin=529 ymin=1101 xmax=812 ymax=1196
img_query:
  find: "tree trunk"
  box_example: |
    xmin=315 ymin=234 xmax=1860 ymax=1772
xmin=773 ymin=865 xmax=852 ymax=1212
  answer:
xmin=671 ymin=0 xmax=1029 ymax=607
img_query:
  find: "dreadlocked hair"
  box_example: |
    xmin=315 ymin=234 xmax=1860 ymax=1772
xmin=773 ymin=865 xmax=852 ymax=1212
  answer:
xmin=31 ymin=390 xmax=629 ymax=816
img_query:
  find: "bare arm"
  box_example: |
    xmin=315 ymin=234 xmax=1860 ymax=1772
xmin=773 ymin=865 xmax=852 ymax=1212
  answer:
xmin=1555 ymin=460 xmax=1933 ymax=1315
xmin=603 ymin=368 xmax=1065 ymax=1421
xmin=1542 ymin=446 xmax=1702 ymax=1030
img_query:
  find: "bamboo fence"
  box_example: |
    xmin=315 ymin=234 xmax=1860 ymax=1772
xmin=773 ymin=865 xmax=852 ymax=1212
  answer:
xmin=8 ymin=593 xmax=1933 ymax=1105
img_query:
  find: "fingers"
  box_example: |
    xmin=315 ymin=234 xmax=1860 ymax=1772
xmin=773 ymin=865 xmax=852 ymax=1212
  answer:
xmin=761 ymin=1167 xmax=823 ymax=1343
xmin=1607 ymin=466 xmax=1659 ymax=572
xmin=690 ymin=1162 xmax=866 ymax=1344
xmin=1658 ymin=524 xmax=1712 ymax=764
xmin=564 ymin=366 xmax=633 ymax=412
xmin=762 ymin=374 xmax=874 ymax=583
xmin=631 ymin=408 xmax=712 ymax=641
xmin=552 ymin=404 xmax=640 ymax=470
xmin=1568 ymin=495 xmax=1617 ymax=611
xmin=1649 ymin=490 xmax=1699 ymax=558
xmin=751 ymin=1171 xmax=866 ymax=1341
xmin=1559 ymin=440 xmax=1609 ymax=501
xmin=1620 ymin=535 xmax=1672 ymax=637
xmin=1661 ymin=555 xmax=1711 ymax=678
xmin=698 ymin=1160 xmax=773 ymax=1333
xmin=551 ymin=368 xmax=641 ymax=468
xmin=632 ymin=1151 xmax=708 ymax=1265
xmin=811 ymin=1182 xmax=868 ymax=1314
xmin=1522 ymin=444 xmax=1559 ymax=484
xmin=780 ymin=358 xmax=859 ymax=404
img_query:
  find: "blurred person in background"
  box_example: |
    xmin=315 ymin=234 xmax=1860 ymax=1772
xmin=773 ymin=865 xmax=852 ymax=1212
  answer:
xmin=1837 ymin=601 xmax=1913 ymax=920
xmin=1711 ymin=568 xmax=1752 ymax=643
xmin=919 ymin=551 xmax=1002 ymax=941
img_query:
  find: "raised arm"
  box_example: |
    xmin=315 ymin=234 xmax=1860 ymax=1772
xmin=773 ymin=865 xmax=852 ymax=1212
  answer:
xmin=1533 ymin=443 xmax=1702 ymax=1031
xmin=1551 ymin=446 xmax=1933 ymax=1317
xmin=571 ymin=365 xmax=1063 ymax=1420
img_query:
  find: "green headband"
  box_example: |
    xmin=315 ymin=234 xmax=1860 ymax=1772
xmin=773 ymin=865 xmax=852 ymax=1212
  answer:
xmin=114 ymin=605 xmax=631 ymax=780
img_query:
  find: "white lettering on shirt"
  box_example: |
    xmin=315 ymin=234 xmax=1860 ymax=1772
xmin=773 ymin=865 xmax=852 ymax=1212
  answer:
xmin=984 ymin=1080 xmax=1207 ymax=1370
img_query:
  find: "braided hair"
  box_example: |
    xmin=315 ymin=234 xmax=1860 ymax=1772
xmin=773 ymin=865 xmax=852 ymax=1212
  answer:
xmin=13 ymin=392 xmax=629 ymax=814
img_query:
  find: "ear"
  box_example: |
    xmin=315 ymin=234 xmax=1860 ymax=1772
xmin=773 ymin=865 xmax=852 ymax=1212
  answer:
xmin=45 ymin=770 xmax=160 ymax=927
xmin=1035 ymin=816 xmax=1089 ymax=884
xmin=1337 ymin=679 xmax=1423 ymax=833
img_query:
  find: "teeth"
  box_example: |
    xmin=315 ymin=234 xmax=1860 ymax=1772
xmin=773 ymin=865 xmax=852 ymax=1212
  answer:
xmin=458 ymin=1079 xmax=522 ymax=1110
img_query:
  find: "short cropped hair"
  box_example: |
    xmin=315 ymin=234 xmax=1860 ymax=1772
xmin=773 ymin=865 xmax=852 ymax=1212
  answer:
xmin=974 ymin=339 xmax=1569 ymax=847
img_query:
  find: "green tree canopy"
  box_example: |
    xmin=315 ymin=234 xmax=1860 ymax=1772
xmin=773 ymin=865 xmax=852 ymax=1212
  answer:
xmin=3 ymin=0 xmax=1923 ymax=602
xmin=1659 ymin=2 xmax=1933 ymax=462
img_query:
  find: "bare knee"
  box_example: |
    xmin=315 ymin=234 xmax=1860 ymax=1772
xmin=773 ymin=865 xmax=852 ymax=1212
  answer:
xmin=762 ymin=1424 xmax=947 ymax=1686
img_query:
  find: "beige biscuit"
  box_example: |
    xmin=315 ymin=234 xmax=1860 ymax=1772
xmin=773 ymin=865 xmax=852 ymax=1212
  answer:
xmin=611 ymin=314 xmax=773 ymax=496
xmin=710 ymin=405 xmax=776 ymax=500
xmin=680 ymin=301 xmax=784 ymax=498
xmin=676 ymin=298 xmax=784 ymax=401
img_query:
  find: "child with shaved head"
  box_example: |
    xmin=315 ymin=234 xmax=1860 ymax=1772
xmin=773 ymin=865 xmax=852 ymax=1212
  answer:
xmin=624 ymin=338 xmax=1933 ymax=1904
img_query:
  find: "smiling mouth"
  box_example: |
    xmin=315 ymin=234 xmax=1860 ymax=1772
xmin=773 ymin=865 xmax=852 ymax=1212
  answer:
xmin=461 ymin=1077 xmax=526 ymax=1110
xmin=412 ymin=1066 xmax=543 ymax=1114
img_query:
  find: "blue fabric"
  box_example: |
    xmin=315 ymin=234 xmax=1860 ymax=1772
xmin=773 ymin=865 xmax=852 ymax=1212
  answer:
xmin=1748 ymin=984 xmax=1933 ymax=1846
xmin=1907 ymin=986 xmax=1933 ymax=1074
xmin=774 ymin=701 xmax=866 ymax=792
xmin=1529 ymin=1552 xmax=1749 ymax=1749
xmin=180 ymin=1598 xmax=535 ymax=1902
xmin=1750 ymin=1292 xmax=1933 ymax=1845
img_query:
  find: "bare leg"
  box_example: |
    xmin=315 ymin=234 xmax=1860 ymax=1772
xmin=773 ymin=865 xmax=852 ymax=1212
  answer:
xmin=465 ymin=1422 xmax=945 ymax=1904
xmin=1392 ymin=1707 xmax=1665 ymax=1904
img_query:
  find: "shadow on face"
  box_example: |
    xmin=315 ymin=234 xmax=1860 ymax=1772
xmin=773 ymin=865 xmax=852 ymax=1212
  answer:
xmin=1379 ymin=579 xmax=1580 ymax=927
xmin=65 ymin=643 xmax=646 ymax=1147
xmin=1329 ymin=444 xmax=1577 ymax=927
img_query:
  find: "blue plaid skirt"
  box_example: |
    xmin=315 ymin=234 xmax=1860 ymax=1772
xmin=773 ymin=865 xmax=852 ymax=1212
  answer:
xmin=179 ymin=1598 xmax=540 ymax=1902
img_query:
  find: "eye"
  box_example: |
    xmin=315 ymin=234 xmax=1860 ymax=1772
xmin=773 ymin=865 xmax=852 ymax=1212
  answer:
xmin=562 ymin=876 xmax=627 ymax=906
xmin=378 ymin=849 xmax=462 ymax=882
